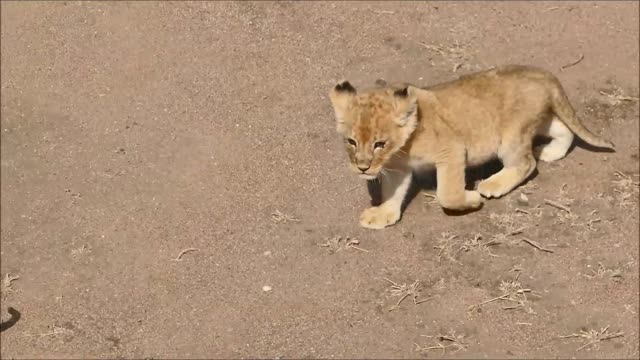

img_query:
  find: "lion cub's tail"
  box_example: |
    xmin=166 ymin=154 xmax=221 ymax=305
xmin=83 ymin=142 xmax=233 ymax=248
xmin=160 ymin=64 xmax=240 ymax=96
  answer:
xmin=551 ymin=83 xmax=615 ymax=149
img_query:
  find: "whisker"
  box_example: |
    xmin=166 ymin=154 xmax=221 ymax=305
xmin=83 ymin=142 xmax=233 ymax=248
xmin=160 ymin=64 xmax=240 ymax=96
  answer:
xmin=379 ymin=169 xmax=390 ymax=184
xmin=383 ymin=167 xmax=403 ymax=174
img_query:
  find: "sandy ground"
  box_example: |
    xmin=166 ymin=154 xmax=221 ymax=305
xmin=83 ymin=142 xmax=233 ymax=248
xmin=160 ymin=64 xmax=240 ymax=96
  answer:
xmin=1 ymin=1 xmax=639 ymax=358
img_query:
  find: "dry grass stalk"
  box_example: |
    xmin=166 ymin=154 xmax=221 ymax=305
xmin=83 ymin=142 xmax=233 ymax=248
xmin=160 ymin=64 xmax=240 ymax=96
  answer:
xmin=584 ymin=262 xmax=622 ymax=282
xmin=489 ymin=213 xmax=526 ymax=238
xmin=271 ymin=209 xmax=300 ymax=224
xmin=71 ymin=244 xmax=90 ymax=257
xmin=433 ymin=232 xmax=460 ymax=262
xmin=172 ymin=248 xmax=199 ymax=261
xmin=559 ymin=326 xmax=624 ymax=351
xmin=544 ymin=199 xmax=572 ymax=214
xmin=417 ymin=40 xmax=475 ymax=72
xmin=3 ymin=273 xmax=19 ymax=289
xmin=415 ymin=330 xmax=468 ymax=355
xmin=39 ymin=324 xmax=74 ymax=337
xmin=319 ymin=236 xmax=369 ymax=254
xmin=520 ymin=238 xmax=554 ymax=253
xmin=384 ymin=278 xmax=432 ymax=311
xmin=560 ymin=53 xmax=584 ymax=71
xmin=468 ymin=273 xmax=537 ymax=313
xmin=373 ymin=10 xmax=395 ymax=14
xmin=612 ymin=170 xmax=639 ymax=208
xmin=459 ymin=234 xmax=501 ymax=257
xmin=2 ymin=273 xmax=19 ymax=299
xmin=600 ymin=87 xmax=639 ymax=106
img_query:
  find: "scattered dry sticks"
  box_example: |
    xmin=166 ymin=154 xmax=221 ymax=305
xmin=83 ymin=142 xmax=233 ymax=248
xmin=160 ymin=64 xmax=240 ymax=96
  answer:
xmin=319 ymin=236 xmax=369 ymax=254
xmin=271 ymin=209 xmax=300 ymax=224
xmin=2 ymin=273 xmax=19 ymax=290
xmin=560 ymin=53 xmax=584 ymax=71
xmin=2 ymin=273 xmax=19 ymax=298
xmin=600 ymin=89 xmax=639 ymax=105
xmin=585 ymin=262 xmax=622 ymax=282
xmin=38 ymin=324 xmax=74 ymax=337
xmin=544 ymin=199 xmax=572 ymax=214
xmin=172 ymin=248 xmax=199 ymax=261
xmin=468 ymin=273 xmax=537 ymax=313
xmin=459 ymin=234 xmax=501 ymax=257
xmin=559 ymin=326 xmax=624 ymax=351
xmin=415 ymin=330 xmax=468 ymax=355
xmin=434 ymin=232 xmax=459 ymax=262
xmin=384 ymin=278 xmax=432 ymax=311
xmin=520 ymin=238 xmax=554 ymax=253
xmin=71 ymin=244 xmax=90 ymax=257
xmin=417 ymin=40 xmax=474 ymax=72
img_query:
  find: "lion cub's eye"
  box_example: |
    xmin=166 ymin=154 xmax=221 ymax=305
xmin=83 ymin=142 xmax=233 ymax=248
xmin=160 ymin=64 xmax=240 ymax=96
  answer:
xmin=374 ymin=141 xmax=386 ymax=149
xmin=347 ymin=138 xmax=357 ymax=146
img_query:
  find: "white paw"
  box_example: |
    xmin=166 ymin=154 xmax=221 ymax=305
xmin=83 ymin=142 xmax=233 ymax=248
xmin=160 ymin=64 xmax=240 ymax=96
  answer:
xmin=359 ymin=205 xmax=401 ymax=229
xmin=535 ymin=145 xmax=566 ymax=163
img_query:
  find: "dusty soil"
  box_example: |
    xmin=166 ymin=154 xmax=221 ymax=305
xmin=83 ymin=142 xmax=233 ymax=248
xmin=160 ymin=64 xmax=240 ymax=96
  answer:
xmin=1 ymin=1 xmax=638 ymax=358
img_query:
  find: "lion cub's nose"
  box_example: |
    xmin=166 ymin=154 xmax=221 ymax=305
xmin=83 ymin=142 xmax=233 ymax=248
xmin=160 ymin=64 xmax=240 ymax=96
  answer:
xmin=357 ymin=164 xmax=370 ymax=172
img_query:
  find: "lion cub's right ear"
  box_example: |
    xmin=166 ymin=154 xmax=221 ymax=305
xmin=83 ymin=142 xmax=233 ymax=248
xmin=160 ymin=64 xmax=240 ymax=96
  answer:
xmin=392 ymin=85 xmax=418 ymax=127
xmin=329 ymin=80 xmax=356 ymax=131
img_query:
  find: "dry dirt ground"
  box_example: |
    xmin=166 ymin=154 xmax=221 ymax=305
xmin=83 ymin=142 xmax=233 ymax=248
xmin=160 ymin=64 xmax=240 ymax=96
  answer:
xmin=1 ymin=1 xmax=639 ymax=359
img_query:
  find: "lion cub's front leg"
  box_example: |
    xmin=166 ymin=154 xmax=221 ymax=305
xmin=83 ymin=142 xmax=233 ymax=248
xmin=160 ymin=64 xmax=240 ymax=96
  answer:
xmin=359 ymin=168 xmax=412 ymax=229
xmin=436 ymin=160 xmax=484 ymax=211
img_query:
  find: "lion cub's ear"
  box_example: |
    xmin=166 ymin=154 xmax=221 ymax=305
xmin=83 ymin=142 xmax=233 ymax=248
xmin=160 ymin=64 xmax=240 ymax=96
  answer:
xmin=392 ymin=85 xmax=418 ymax=127
xmin=329 ymin=80 xmax=356 ymax=130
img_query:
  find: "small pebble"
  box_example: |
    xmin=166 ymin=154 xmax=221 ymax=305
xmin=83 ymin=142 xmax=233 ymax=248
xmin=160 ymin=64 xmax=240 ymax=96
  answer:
xmin=263 ymin=251 xmax=272 ymax=256
xmin=262 ymin=285 xmax=272 ymax=292
xmin=517 ymin=193 xmax=529 ymax=206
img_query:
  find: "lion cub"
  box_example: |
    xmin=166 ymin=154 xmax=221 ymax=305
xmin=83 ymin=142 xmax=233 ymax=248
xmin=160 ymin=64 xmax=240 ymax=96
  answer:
xmin=329 ymin=65 xmax=614 ymax=229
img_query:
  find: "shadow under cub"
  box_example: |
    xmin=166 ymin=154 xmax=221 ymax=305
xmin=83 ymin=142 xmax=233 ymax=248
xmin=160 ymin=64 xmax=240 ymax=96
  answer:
xmin=366 ymin=158 xmax=506 ymax=216
xmin=365 ymin=135 xmax=612 ymax=216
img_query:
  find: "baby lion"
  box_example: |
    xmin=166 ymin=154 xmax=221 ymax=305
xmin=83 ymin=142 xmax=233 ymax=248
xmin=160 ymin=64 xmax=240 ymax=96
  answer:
xmin=329 ymin=65 xmax=614 ymax=229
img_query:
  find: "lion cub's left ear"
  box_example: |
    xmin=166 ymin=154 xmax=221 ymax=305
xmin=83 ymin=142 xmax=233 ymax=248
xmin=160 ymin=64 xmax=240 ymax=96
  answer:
xmin=392 ymin=85 xmax=418 ymax=127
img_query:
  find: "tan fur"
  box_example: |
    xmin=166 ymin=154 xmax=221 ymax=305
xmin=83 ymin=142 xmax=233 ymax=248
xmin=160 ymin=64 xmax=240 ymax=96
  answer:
xmin=329 ymin=65 xmax=614 ymax=229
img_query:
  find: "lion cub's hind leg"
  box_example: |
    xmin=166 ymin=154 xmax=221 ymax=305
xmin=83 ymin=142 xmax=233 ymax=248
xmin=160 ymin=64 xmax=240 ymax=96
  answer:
xmin=534 ymin=116 xmax=574 ymax=162
xmin=477 ymin=133 xmax=537 ymax=199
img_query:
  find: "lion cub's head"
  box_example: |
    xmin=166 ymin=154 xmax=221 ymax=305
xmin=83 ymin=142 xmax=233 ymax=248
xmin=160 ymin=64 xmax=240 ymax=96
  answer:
xmin=329 ymin=81 xmax=419 ymax=179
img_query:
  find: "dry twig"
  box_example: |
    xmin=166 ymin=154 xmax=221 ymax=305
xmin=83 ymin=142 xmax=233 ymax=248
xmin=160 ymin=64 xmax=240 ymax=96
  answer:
xmin=560 ymin=53 xmax=584 ymax=71
xmin=415 ymin=330 xmax=468 ymax=355
xmin=172 ymin=248 xmax=199 ymax=261
xmin=520 ymin=238 xmax=554 ymax=253
xmin=433 ymin=232 xmax=459 ymax=262
xmin=544 ymin=199 xmax=572 ymax=214
xmin=600 ymin=89 xmax=639 ymax=105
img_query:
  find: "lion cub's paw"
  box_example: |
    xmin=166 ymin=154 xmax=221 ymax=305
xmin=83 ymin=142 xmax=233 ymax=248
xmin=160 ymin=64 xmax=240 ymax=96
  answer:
xmin=464 ymin=190 xmax=484 ymax=208
xmin=477 ymin=179 xmax=508 ymax=199
xmin=534 ymin=144 xmax=566 ymax=163
xmin=359 ymin=206 xmax=401 ymax=229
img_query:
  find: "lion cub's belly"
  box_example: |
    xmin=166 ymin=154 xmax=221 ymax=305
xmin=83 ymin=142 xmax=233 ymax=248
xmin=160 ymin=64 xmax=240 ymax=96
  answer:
xmin=466 ymin=137 xmax=500 ymax=166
